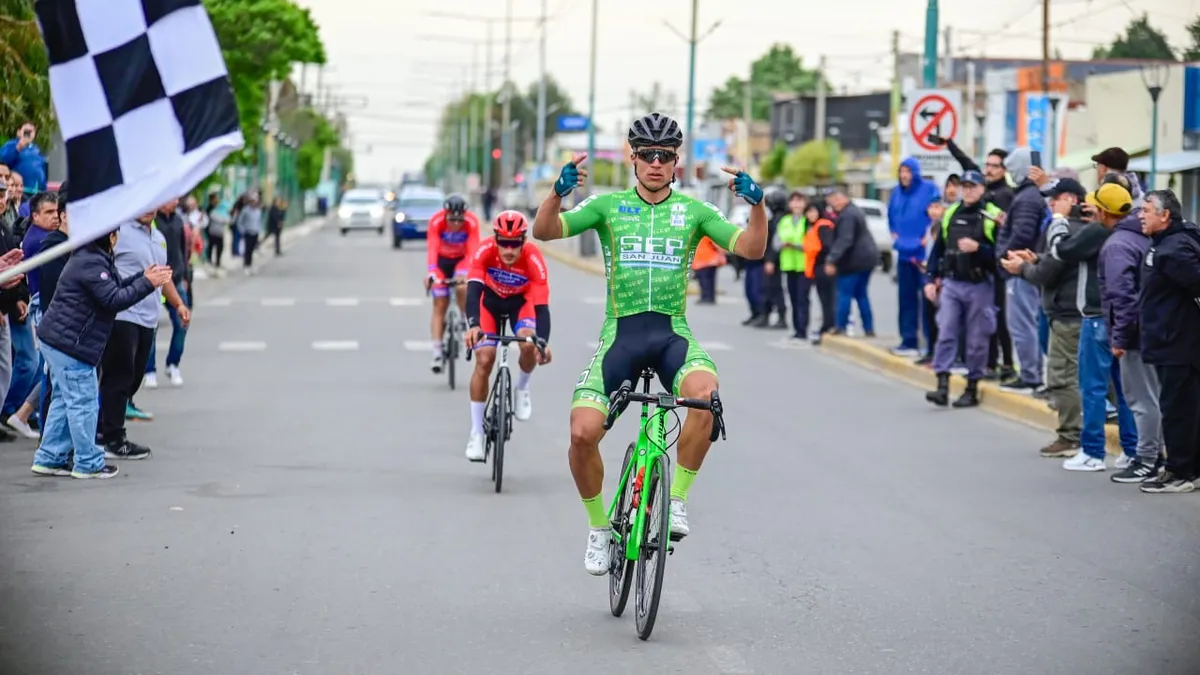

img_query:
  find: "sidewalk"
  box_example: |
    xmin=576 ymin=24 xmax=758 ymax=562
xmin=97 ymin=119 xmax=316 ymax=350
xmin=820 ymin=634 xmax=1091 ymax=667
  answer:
xmin=192 ymin=215 xmax=326 ymax=282
xmin=539 ymin=236 xmax=723 ymax=297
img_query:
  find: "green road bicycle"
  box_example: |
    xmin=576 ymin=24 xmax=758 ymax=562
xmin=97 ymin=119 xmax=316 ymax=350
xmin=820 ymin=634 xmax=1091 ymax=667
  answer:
xmin=428 ymin=277 xmax=470 ymax=390
xmin=602 ymin=367 xmax=727 ymax=640
xmin=479 ymin=327 xmax=546 ymax=494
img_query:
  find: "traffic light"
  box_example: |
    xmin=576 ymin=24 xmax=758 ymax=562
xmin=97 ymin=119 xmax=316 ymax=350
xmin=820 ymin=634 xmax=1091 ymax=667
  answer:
xmin=491 ymin=148 xmax=502 ymax=160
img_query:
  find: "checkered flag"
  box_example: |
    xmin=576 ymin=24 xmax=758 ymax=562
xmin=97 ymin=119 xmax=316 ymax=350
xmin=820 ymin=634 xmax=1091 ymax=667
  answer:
xmin=35 ymin=0 xmax=244 ymax=246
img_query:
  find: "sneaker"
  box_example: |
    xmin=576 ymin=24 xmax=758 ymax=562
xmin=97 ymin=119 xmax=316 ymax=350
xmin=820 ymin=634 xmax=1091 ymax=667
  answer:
xmin=669 ymin=498 xmax=689 ymax=539
xmin=584 ymin=527 xmax=612 ymax=576
xmin=514 ymin=389 xmax=532 ymax=421
xmin=1140 ymin=470 xmax=1195 ymax=494
xmin=105 ymin=441 xmax=151 ymax=460
xmin=1112 ymin=458 xmax=1159 ymax=483
xmin=143 ymin=372 xmax=158 ymax=389
xmin=125 ymin=403 xmax=153 ymax=421
xmin=1063 ymin=452 xmax=1105 ymax=472
xmin=914 ymin=354 xmax=933 ymax=366
xmin=430 ymin=353 xmax=443 ymax=374
xmin=1039 ymin=437 xmax=1080 ymax=458
xmin=890 ymin=346 xmax=921 ymax=358
xmin=1032 ymin=385 xmax=1051 ymax=401
xmin=465 ymin=432 xmax=485 ymax=462
xmin=71 ymin=465 xmax=119 ymax=479
xmin=6 ymin=416 xmax=40 ymax=439
xmin=168 ymin=365 xmax=183 ymax=387
xmin=1001 ymin=380 xmax=1042 ymax=394
xmin=1114 ymin=454 xmax=1133 ymax=470
xmin=31 ymin=462 xmax=72 ymax=477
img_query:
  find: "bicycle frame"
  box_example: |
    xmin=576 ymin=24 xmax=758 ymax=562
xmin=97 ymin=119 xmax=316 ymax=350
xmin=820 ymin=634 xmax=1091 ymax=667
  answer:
xmin=606 ymin=376 xmax=672 ymax=563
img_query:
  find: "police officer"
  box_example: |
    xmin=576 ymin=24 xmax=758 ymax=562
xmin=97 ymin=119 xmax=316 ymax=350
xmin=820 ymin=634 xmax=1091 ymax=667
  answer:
xmin=923 ymin=170 xmax=1003 ymax=407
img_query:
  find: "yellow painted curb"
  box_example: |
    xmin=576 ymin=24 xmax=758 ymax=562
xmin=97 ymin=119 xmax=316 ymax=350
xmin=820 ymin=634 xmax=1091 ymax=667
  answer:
xmin=540 ymin=243 xmax=717 ymax=297
xmin=821 ymin=334 xmax=1125 ymax=456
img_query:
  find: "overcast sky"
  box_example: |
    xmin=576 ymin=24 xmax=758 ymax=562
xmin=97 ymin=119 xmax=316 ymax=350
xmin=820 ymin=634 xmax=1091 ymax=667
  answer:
xmin=295 ymin=0 xmax=1199 ymax=181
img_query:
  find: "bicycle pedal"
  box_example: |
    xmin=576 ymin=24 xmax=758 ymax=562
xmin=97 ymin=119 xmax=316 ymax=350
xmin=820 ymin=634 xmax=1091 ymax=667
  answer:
xmin=668 ymin=531 xmax=686 ymax=543
xmin=667 ymin=545 xmax=675 ymax=555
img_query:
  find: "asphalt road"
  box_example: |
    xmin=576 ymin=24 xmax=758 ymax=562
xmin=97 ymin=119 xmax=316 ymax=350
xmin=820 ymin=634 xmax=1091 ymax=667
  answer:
xmin=2 ymin=222 xmax=1199 ymax=674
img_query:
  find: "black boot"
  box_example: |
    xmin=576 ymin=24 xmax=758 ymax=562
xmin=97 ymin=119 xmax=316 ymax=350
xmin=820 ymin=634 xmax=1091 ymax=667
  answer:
xmin=953 ymin=379 xmax=981 ymax=408
xmin=741 ymin=313 xmax=761 ymax=326
xmin=925 ymin=373 xmax=950 ymax=406
xmin=750 ymin=314 xmax=769 ymax=328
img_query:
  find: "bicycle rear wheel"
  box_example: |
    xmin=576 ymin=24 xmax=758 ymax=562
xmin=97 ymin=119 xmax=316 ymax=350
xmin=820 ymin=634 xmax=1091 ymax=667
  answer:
xmin=446 ymin=324 xmax=457 ymax=391
xmin=492 ymin=369 xmax=509 ymax=493
xmin=634 ymin=453 xmax=671 ymax=640
xmin=608 ymin=442 xmax=636 ymax=617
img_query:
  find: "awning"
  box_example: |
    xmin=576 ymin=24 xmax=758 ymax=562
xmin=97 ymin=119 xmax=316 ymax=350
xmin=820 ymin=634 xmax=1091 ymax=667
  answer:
xmin=1127 ymin=151 xmax=1200 ymax=174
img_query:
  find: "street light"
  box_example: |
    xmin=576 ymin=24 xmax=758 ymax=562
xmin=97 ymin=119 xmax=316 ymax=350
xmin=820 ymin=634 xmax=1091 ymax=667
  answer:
xmin=1140 ymin=62 xmax=1170 ymax=191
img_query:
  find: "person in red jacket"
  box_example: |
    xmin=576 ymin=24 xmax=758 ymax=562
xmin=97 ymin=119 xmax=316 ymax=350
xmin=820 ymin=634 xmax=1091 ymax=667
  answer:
xmin=424 ymin=194 xmax=480 ymax=373
xmin=461 ymin=210 xmax=552 ymax=461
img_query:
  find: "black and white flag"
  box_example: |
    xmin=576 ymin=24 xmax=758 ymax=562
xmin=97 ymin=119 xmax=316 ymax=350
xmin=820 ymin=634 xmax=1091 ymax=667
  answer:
xmin=35 ymin=0 xmax=244 ymax=246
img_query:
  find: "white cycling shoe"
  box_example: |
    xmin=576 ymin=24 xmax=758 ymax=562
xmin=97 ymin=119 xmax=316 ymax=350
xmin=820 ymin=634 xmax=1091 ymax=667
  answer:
xmin=584 ymin=527 xmax=612 ymax=576
xmin=514 ymin=389 xmax=532 ymax=421
xmin=465 ymin=432 xmax=485 ymax=462
xmin=669 ymin=498 xmax=689 ymax=538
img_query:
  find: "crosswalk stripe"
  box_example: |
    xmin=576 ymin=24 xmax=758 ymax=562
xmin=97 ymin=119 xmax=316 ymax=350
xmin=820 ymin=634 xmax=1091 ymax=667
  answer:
xmin=312 ymin=340 xmax=359 ymax=351
xmin=326 ymin=298 xmax=360 ymax=306
xmin=218 ymin=341 xmax=267 ymax=351
xmin=261 ymin=298 xmax=295 ymax=306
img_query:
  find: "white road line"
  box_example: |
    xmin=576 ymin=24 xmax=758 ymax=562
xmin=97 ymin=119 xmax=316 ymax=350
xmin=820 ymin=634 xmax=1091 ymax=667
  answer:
xmin=206 ymin=298 xmax=233 ymax=307
xmin=705 ymin=646 xmax=754 ymax=674
xmin=218 ymin=341 xmax=267 ymax=351
xmin=261 ymin=298 xmax=295 ymax=307
xmin=389 ymin=297 xmax=425 ymax=306
xmin=326 ymin=298 xmax=360 ymax=306
xmin=404 ymin=340 xmax=435 ymax=351
xmin=312 ymin=340 xmax=360 ymax=351
xmin=585 ymin=340 xmax=733 ymax=351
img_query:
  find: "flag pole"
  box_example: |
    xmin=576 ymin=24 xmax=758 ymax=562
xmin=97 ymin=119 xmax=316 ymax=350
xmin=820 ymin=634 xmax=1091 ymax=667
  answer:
xmin=0 ymin=239 xmax=84 ymax=286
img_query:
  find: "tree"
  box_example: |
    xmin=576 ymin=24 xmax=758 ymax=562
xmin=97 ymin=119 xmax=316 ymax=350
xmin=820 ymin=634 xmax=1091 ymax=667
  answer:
xmin=0 ymin=0 xmax=55 ymax=143
xmin=205 ymin=0 xmax=327 ymax=164
xmin=782 ymin=140 xmax=841 ymax=187
xmin=706 ymin=44 xmax=825 ymax=121
xmin=1184 ymin=16 xmax=1200 ymax=61
xmin=759 ymin=142 xmax=788 ymax=182
xmin=1091 ymin=14 xmax=1177 ymax=60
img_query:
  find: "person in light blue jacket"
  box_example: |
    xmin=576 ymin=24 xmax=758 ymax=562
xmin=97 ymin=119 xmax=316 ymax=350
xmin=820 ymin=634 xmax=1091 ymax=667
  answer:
xmin=0 ymin=123 xmax=48 ymax=196
xmin=888 ymin=157 xmax=941 ymax=356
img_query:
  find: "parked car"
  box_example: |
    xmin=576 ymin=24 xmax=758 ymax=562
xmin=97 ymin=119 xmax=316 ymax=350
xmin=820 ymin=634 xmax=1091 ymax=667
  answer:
xmin=335 ymin=188 xmax=389 ymax=236
xmin=392 ymin=186 xmax=445 ymax=249
xmin=854 ymin=198 xmax=893 ymax=273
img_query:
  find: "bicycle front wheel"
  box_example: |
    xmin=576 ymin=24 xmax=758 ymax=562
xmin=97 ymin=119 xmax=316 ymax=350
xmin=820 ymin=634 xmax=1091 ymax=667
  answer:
xmin=608 ymin=442 xmax=636 ymax=617
xmin=492 ymin=369 xmax=509 ymax=493
xmin=634 ymin=452 xmax=671 ymax=640
xmin=446 ymin=326 xmax=457 ymax=391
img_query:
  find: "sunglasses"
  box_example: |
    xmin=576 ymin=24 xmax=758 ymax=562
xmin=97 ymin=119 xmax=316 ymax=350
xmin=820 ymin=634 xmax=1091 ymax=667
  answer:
xmin=635 ymin=149 xmax=678 ymax=164
xmin=496 ymin=237 xmax=524 ymax=249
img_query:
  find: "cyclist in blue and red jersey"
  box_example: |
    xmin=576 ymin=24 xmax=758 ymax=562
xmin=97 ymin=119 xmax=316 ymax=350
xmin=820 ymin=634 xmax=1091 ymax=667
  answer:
xmin=424 ymin=194 xmax=481 ymax=372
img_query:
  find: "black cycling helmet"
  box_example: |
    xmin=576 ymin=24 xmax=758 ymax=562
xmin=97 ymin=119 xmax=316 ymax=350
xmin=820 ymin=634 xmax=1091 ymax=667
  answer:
xmin=764 ymin=190 xmax=788 ymax=213
xmin=444 ymin=194 xmax=468 ymax=216
xmin=628 ymin=112 xmax=683 ymax=149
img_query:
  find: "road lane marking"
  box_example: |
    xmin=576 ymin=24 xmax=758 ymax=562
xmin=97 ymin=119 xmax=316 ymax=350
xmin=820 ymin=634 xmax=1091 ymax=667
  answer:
xmin=390 ymin=297 xmax=425 ymax=306
xmin=261 ymin=298 xmax=295 ymax=307
xmin=585 ymin=340 xmax=732 ymax=351
xmin=326 ymin=298 xmax=360 ymax=306
xmin=219 ymin=341 xmax=267 ymax=351
xmin=404 ymin=340 xmax=435 ymax=351
xmin=705 ymin=646 xmax=754 ymax=674
xmin=312 ymin=340 xmax=360 ymax=351
xmin=206 ymin=297 xmax=232 ymax=307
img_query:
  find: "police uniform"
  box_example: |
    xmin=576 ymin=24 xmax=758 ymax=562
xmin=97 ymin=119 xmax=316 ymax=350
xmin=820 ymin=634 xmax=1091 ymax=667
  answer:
xmin=925 ymin=171 xmax=1001 ymax=407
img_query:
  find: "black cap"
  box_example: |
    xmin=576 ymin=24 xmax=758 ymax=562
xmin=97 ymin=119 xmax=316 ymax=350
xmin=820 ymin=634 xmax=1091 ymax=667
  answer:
xmin=1041 ymin=177 xmax=1087 ymax=199
xmin=961 ymin=169 xmax=985 ymax=185
xmin=1091 ymin=147 xmax=1129 ymax=172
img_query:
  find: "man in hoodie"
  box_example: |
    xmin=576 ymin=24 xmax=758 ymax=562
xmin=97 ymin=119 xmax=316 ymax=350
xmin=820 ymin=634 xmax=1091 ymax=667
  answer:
xmin=1098 ymin=173 xmax=1163 ymax=483
xmin=922 ymin=171 xmax=1000 ymax=408
xmin=887 ymin=157 xmax=941 ymax=357
xmin=1136 ymin=189 xmax=1200 ymax=494
xmin=994 ymin=148 xmax=1047 ymax=394
xmin=1000 ymin=177 xmax=1087 ymax=458
xmin=1046 ymin=183 xmax=1138 ymax=472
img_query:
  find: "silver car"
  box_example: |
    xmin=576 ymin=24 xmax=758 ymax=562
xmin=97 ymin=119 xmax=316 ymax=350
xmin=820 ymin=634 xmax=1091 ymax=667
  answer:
xmin=335 ymin=188 xmax=389 ymax=236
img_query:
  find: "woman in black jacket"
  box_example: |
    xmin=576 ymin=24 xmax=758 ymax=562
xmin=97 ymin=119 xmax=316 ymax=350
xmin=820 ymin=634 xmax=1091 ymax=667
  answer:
xmin=30 ymin=228 xmax=170 ymax=479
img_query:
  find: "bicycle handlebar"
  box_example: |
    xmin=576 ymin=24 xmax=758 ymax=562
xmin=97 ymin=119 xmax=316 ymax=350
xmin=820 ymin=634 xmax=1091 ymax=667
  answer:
xmin=479 ymin=333 xmax=548 ymax=359
xmin=602 ymin=379 xmax=727 ymax=443
xmin=425 ymin=276 xmax=468 ymax=295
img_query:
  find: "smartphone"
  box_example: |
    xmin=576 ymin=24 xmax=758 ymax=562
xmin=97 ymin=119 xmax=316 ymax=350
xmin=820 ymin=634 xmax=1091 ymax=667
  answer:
xmin=1030 ymin=150 xmax=1042 ymax=168
xmin=1069 ymin=204 xmax=1084 ymax=220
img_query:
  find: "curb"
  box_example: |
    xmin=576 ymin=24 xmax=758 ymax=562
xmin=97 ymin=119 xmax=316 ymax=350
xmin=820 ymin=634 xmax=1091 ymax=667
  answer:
xmin=539 ymin=243 xmax=722 ymax=297
xmin=820 ymin=334 xmax=1125 ymax=456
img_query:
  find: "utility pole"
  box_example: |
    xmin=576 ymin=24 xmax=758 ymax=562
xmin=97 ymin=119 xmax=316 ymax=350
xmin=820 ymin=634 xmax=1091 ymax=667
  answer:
xmin=535 ymin=0 xmax=548 ymax=168
xmin=923 ymin=0 xmax=938 ymax=87
xmin=484 ymin=22 xmax=493 ymax=191
xmin=741 ymin=67 xmax=751 ymax=168
xmin=684 ymin=0 xmax=698 ymax=187
xmin=469 ymin=45 xmax=479 ymax=180
xmin=815 ymin=55 xmax=827 ymax=142
xmin=586 ymin=0 xmax=597 ymax=193
xmin=890 ymin=30 xmax=901 ymax=177
xmin=1042 ymin=0 xmax=1058 ymax=169
xmin=942 ymin=26 xmax=952 ymax=85
xmin=501 ymin=0 xmax=512 ymax=192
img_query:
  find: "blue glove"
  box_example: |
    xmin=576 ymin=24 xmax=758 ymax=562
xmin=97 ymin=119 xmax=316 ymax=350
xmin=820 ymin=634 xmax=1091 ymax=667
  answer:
xmin=731 ymin=171 xmax=763 ymax=205
xmin=554 ymin=162 xmax=580 ymax=197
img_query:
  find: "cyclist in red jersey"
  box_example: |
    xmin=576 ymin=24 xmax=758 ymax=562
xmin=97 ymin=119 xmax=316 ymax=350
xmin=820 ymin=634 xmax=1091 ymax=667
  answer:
xmin=463 ymin=210 xmax=553 ymax=461
xmin=424 ymin=194 xmax=481 ymax=372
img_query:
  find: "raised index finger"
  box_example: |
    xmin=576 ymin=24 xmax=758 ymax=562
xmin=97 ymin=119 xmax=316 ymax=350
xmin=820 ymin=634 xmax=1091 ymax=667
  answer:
xmin=571 ymin=152 xmax=589 ymax=166
xmin=720 ymin=165 xmax=742 ymax=176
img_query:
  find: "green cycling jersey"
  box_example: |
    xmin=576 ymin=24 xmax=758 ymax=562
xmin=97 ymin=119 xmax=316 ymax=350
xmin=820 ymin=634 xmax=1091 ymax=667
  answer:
xmin=558 ymin=188 xmax=742 ymax=318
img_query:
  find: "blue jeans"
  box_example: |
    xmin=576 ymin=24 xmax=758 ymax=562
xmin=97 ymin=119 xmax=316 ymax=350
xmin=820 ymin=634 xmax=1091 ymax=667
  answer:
xmin=743 ymin=261 xmax=764 ymax=315
xmin=896 ymin=258 xmax=923 ymax=350
xmin=3 ymin=317 xmax=39 ymax=418
xmin=32 ymin=344 xmax=104 ymax=474
xmin=1038 ymin=309 xmax=1049 ymax=356
xmin=836 ymin=270 xmax=874 ymax=333
xmin=147 ymin=286 xmax=189 ymax=373
xmin=1078 ymin=317 xmax=1137 ymax=459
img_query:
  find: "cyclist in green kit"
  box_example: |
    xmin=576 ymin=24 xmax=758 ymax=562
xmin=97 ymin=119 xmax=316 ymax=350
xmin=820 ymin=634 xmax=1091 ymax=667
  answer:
xmin=531 ymin=112 xmax=768 ymax=575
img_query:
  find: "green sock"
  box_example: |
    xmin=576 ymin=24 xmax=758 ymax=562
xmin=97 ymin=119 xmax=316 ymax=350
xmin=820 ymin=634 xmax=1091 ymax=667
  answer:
xmin=582 ymin=494 xmax=608 ymax=529
xmin=671 ymin=465 xmax=698 ymax=501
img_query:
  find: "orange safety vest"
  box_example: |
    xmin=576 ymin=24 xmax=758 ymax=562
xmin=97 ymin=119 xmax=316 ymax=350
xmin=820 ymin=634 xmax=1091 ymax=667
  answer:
xmin=802 ymin=218 xmax=835 ymax=278
xmin=691 ymin=236 xmax=725 ymax=270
